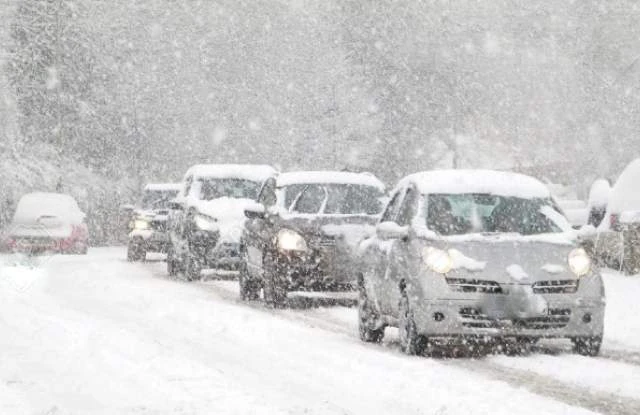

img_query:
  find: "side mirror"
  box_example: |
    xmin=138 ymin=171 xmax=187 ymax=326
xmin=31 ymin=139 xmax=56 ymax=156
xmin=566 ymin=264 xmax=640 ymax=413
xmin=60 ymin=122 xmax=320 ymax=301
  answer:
xmin=376 ymin=221 xmax=410 ymax=241
xmin=245 ymin=203 xmax=266 ymax=219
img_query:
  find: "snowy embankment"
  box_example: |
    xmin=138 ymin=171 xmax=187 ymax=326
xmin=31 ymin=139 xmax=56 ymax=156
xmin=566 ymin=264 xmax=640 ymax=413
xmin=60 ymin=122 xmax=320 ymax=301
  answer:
xmin=0 ymin=248 xmax=614 ymax=415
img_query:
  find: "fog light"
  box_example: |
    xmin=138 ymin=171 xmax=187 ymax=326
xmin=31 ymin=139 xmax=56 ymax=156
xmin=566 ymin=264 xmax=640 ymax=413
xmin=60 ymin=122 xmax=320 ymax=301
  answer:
xmin=582 ymin=313 xmax=592 ymax=324
xmin=433 ymin=312 xmax=445 ymax=322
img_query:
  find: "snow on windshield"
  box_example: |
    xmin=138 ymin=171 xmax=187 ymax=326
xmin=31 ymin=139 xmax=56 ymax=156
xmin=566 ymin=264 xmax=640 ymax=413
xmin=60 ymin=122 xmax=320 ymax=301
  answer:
xmin=424 ymin=194 xmax=566 ymax=236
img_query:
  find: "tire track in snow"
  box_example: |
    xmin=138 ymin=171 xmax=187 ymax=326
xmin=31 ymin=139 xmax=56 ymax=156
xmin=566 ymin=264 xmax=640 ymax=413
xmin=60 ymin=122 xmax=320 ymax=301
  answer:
xmin=449 ymin=359 xmax=640 ymax=415
xmin=151 ymin=267 xmax=640 ymax=414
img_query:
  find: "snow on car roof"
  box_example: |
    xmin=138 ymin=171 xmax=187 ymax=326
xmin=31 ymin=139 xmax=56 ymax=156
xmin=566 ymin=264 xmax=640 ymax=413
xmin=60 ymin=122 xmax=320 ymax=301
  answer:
xmin=276 ymin=171 xmax=385 ymax=190
xmin=184 ymin=164 xmax=276 ymax=182
xmin=144 ymin=183 xmax=182 ymax=191
xmin=399 ymin=170 xmax=551 ymax=199
xmin=607 ymin=158 xmax=640 ymax=213
xmin=13 ymin=192 xmax=83 ymax=223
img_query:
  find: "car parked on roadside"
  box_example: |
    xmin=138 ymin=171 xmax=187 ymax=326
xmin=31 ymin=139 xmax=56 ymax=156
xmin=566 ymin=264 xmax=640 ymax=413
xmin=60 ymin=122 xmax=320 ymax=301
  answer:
xmin=3 ymin=192 xmax=89 ymax=255
xmin=357 ymin=170 xmax=605 ymax=356
xmin=239 ymin=171 xmax=386 ymax=306
xmin=126 ymin=183 xmax=181 ymax=261
xmin=167 ymin=164 xmax=277 ymax=280
xmin=592 ymin=159 xmax=640 ymax=274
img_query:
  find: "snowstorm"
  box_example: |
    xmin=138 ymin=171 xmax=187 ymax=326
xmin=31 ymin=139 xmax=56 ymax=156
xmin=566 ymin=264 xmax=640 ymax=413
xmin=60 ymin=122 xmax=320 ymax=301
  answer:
xmin=1 ymin=1 xmax=640 ymax=414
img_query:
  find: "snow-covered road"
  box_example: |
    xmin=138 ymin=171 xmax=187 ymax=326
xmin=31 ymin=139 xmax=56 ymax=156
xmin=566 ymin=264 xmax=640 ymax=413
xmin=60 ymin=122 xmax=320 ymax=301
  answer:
xmin=1 ymin=248 xmax=640 ymax=414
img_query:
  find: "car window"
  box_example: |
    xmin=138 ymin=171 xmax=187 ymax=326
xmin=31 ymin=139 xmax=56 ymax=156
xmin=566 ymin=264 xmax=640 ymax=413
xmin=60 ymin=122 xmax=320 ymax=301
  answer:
xmin=291 ymin=185 xmax=327 ymax=214
xmin=199 ymin=178 xmax=261 ymax=200
xmin=381 ymin=189 xmax=404 ymax=223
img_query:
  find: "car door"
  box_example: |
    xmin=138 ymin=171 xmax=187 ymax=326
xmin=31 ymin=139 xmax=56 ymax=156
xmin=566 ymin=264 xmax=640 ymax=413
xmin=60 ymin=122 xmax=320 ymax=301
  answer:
xmin=382 ymin=185 xmax=419 ymax=319
xmin=244 ymin=178 xmax=277 ymax=278
xmin=368 ymin=187 xmax=405 ymax=315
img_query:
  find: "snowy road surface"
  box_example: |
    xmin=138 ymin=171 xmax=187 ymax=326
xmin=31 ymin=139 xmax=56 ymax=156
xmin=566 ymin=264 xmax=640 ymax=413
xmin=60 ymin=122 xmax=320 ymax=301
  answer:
xmin=1 ymin=248 xmax=640 ymax=414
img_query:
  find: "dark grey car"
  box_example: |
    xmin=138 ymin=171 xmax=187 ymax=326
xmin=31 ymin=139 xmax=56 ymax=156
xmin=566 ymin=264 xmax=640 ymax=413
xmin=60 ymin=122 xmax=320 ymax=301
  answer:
xmin=240 ymin=171 xmax=386 ymax=306
xmin=358 ymin=170 xmax=605 ymax=356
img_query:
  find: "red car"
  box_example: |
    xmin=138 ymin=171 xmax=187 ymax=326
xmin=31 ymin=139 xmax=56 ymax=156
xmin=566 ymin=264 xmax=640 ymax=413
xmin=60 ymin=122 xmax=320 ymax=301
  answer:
xmin=3 ymin=192 xmax=89 ymax=255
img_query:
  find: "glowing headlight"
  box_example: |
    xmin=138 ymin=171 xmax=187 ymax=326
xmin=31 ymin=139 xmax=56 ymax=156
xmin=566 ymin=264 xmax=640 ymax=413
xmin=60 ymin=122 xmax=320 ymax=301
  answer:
xmin=277 ymin=229 xmax=308 ymax=253
xmin=568 ymin=248 xmax=591 ymax=277
xmin=422 ymin=247 xmax=453 ymax=274
xmin=194 ymin=214 xmax=218 ymax=232
xmin=133 ymin=219 xmax=150 ymax=230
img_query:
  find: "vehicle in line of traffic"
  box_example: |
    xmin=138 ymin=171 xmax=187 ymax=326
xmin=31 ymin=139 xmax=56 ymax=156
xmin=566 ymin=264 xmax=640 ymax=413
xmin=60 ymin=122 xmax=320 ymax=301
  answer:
xmin=591 ymin=159 xmax=640 ymax=274
xmin=126 ymin=183 xmax=182 ymax=261
xmin=2 ymin=192 xmax=89 ymax=255
xmin=357 ymin=170 xmax=605 ymax=356
xmin=167 ymin=164 xmax=277 ymax=280
xmin=240 ymin=171 xmax=386 ymax=306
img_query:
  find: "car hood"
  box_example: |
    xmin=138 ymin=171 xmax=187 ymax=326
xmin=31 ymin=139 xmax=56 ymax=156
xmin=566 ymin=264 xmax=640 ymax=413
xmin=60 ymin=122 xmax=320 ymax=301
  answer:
xmin=283 ymin=214 xmax=378 ymax=251
xmin=190 ymin=197 xmax=255 ymax=243
xmin=427 ymin=239 xmax=581 ymax=284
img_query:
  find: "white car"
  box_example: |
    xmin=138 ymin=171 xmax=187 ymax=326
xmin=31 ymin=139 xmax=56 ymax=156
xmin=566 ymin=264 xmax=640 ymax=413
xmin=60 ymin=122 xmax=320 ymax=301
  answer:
xmin=592 ymin=159 xmax=640 ymax=274
xmin=167 ymin=164 xmax=277 ymax=280
xmin=358 ymin=170 xmax=604 ymax=356
xmin=127 ymin=183 xmax=182 ymax=261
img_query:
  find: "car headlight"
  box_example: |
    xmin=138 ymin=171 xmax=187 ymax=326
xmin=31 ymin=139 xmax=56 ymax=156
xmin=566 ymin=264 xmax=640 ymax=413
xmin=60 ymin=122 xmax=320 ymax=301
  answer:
xmin=133 ymin=219 xmax=150 ymax=230
xmin=194 ymin=214 xmax=218 ymax=232
xmin=277 ymin=229 xmax=308 ymax=253
xmin=422 ymin=247 xmax=453 ymax=274
xmin=568 ymin=248 xmax=591 ymax=277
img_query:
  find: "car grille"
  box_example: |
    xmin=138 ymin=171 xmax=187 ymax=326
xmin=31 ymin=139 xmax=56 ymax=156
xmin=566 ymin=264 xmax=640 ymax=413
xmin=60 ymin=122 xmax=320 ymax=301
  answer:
xmin=150 ymin=220 xmax=167 ymax=232
xmin=532 ymin=279 xmax=579 ymax=294
xmin=446 ymin=278 xmax=503 ymax=294
xmin=459 ymin=307 xmax=571 ymax=330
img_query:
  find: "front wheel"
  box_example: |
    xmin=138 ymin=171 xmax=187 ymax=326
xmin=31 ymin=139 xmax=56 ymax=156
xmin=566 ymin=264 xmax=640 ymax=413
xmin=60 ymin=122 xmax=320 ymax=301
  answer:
xmin=572 ymin=336 xmax=602 ymax=356
xmin=358 ymin=278 xmax=385 ymax=343
xmin=127 ymin=239 xmax=146 ymax=262
xmin=185 ymin=252 xmax=203 ymax=282
xmin=262 ymin=252 xmax=287 ymax=307
xmin=398 ymin=293 xmax=426 ymax=355
xmin=239 ymin=261 xmax=260 ymax=301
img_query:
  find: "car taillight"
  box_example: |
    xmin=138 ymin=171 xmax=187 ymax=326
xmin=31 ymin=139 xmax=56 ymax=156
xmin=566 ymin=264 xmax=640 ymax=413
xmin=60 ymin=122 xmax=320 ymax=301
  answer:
xmin=610 ymin=213 xmax=621 ymax=231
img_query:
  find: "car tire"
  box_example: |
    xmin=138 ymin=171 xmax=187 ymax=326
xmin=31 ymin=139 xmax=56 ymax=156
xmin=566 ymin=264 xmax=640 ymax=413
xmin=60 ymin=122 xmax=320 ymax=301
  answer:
xmin=262 ymin=252 xmax=287 ymax=308
xmin=357 ymin=275 xmax=385 ymax=343
xmin=185 ymin=252 xmax=203 ymax=282
xmin=167 ymin=245 xmax=179 ymax=277
xmin=398 ymin=291 xmax=426 ymax=356
xmin=239 ymin=260 xmax=260 ymax=301
xmin=127 ymin=239 xmax=145 ymax=262
xmin=572 ymin=335 xmax=602 ymax=356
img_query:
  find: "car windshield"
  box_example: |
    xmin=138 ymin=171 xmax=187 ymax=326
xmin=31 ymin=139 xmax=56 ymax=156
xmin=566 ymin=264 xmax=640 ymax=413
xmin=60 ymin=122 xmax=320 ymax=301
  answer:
xmin=424 ymin=194 xmax=563 ymax=236
xmin=289 ymin=183 xmax=384 ymax=215
xmin=199 ymin=178 xmax=261 ymax=200
xmin=141 ymin=190 xmax=179 ymax=209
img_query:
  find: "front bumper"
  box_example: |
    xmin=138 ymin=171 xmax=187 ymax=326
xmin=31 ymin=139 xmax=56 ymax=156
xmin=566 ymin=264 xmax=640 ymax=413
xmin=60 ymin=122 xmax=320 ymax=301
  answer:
xmin=411 ymin=296 xmax=605 ymax=338
xmin=129 ymin=229 xmax=170 ymax=253
xmin=271 ymin=249 xmax=356 ymax=291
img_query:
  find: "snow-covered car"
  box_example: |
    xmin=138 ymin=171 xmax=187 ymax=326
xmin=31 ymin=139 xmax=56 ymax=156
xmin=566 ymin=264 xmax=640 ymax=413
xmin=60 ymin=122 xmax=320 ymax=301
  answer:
xmin=240 ymin=171 xmax=386 ymax=306
xmin=167 ymin=164 xmax=277 ymax=280
xmin=126 ymin=183 xmax=181 ymax=261
xmin=3 ymin=192 xmax=89 ymax=255
xmin=591 ymin=159 xmax=640 ymax=274
xmin=555 ymin=199 xmax=588 ymax=230
xmin=357 ymin=170 xmax=605 ymax=356
xmin=586 ymin=178 xmax=610 ymax=228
